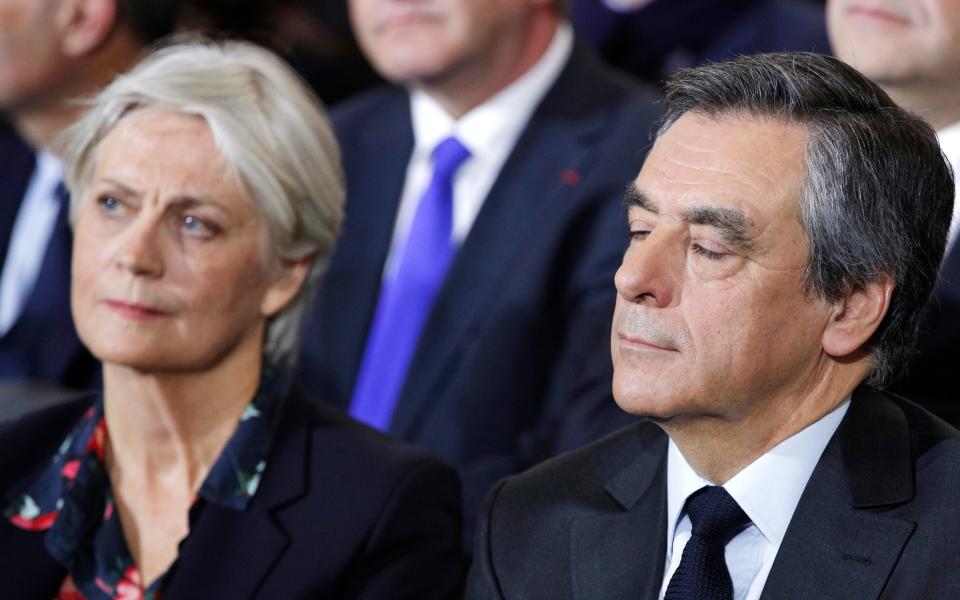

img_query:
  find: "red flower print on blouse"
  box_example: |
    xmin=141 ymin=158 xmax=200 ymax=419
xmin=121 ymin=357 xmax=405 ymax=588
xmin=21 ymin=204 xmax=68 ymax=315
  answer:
xmin=86 ymin=419 xmax=107 ymax=461
xmin=57 ymin=576 xmax=86 ymax=600
xmin=61 ymin=459 xmax=81 ymax=481
xmin=114 ymin=566 xmax=143 ymax=600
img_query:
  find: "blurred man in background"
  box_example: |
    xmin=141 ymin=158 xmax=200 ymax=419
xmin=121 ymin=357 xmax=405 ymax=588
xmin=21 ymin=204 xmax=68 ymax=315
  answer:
xmin=0 ymin=0 xmax=183 ymax=391
xmin=829 ymin=0 xmax=960 ymax=424
xmin=572 ymin=0 xmax=831 ymax=85
xmin=298 ymin=0 xmax=661 ymax=540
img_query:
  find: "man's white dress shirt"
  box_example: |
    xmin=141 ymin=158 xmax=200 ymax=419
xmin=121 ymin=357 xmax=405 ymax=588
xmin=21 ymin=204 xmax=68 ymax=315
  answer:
xmin=938 ymin=121 xmax=960 ymax=255
xmin=659 ymin=399 xmax=850 ymax=600
xmin=0 ymin=152 xmax=65 ymax=335
xmin=382 ymin=24 xmax=574 ymax=277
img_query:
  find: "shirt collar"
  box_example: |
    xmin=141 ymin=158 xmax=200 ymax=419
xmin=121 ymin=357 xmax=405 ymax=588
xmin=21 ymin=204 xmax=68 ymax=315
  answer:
xmin=665 ymin=398 xmax=850 ymax=553
xmin=937 ymin=120 xmax=960 ymax=160
xmin=409 ymin=22 xmax=574 ymax=161
xmin=936 ymin=122 xmax=960 ymax=249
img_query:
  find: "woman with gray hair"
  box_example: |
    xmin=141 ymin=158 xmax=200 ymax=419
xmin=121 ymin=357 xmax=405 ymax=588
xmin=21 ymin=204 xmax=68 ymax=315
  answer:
xmin=0 ymin=40 xmax=463 ymax=598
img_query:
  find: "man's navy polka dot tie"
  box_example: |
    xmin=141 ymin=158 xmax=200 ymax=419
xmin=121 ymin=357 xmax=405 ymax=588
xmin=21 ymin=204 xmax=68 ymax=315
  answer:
xmin=664 ymin=485 xmax=751 ymax=600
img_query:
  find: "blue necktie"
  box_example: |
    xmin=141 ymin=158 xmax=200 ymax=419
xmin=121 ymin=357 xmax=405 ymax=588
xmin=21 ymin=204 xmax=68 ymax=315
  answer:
xmin=349 ymin=136 xmax=471 ymax=430
xmin=664 ymin=486 xmax=751 ymax=600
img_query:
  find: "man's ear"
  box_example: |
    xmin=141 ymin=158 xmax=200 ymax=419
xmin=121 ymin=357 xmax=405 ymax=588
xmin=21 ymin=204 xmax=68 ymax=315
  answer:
xmin=822 ymin=273 xmax=895 ymax=358
xmin=55 ymin=0 xmax=119 ymax=58
xmin=260 ymin=257 xmax=313 ymax=319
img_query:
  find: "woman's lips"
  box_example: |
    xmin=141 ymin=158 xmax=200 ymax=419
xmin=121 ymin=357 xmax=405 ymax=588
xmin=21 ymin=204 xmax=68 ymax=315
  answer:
xmin=103 ymin=299 xmax=169 ymax=320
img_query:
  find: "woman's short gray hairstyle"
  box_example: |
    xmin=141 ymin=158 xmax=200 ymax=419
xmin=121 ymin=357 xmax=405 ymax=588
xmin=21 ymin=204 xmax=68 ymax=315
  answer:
xmin=61 ymin=39 xmax=345 ymax=369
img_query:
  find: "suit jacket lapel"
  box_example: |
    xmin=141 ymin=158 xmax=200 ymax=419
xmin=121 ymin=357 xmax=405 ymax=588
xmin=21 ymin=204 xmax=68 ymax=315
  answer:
xmin=390 ymin=43 xmax=617 ymax=437
xmin=318 ymin=90 xmax=413 ymax=408
xmin=9 ymin=192 xmax=83 ymax=381
xmin=164 ymin=403 xmax=310 ymax=597
xmin=760 ymin=389 xmax=916 ymax=600
xmin=917 ymin=239 xmax=960 ymax=355
xmin=0 ymin=128 xmax=34 ymax=270
xmin=571 ymin=429 xmax=668 ymax=600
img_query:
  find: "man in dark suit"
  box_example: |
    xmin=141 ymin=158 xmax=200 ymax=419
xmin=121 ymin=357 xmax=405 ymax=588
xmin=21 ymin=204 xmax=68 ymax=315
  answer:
xmin=298 ymin=0 xmax=661 ymax=533
xmin=572 ymin=0 xmax=832 ymax=85
xmin=468 ymin=52 xmax=960 ymax=598
xmin=827 ymin=0 xmax=960 ymax=425
xmin=0 ymin=1 xmax=183 ymax=390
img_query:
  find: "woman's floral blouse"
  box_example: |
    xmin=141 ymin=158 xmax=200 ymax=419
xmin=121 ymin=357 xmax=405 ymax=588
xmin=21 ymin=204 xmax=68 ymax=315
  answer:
xmin=4 ymin=364 xmax=287 ymax=600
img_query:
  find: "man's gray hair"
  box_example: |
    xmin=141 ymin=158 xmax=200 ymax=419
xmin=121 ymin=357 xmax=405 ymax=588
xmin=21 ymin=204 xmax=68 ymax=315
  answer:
xmin=61 ymin=39 xmax=345 ymax=369
xmin=658 ymin=52 xmax=955 ymax=386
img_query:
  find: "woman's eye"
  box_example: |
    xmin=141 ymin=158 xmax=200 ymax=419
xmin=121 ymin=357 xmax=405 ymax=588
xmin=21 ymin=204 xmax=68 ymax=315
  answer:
xmin=629 ymin=230 xmax=650 ymax=242
xmin=98 ymin=195 xmax=122 ymax=214
xmin=179 ymin=214 xmax=218 ymax=238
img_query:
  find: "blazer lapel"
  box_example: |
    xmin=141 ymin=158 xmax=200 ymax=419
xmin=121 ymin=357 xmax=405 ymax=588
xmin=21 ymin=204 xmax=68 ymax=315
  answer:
xmin=760 ymin=389 xmax=916 ymax=600
xmin=164 ymin=409 xmax=310 ymax=597
xmin=0 ymin=127 xmax=34 ymax=269
xmin=316 ymin=90 xmax=413 ymax=408
xmin=571 ymin=430 xmax=668 ymax=600
xmin=917 ymin=239 xmax=960 ymax=354
xmin=389 ymin=44 xmax=618 ymax=438
xmin=0 ymin=522 xmax=66 ymax=598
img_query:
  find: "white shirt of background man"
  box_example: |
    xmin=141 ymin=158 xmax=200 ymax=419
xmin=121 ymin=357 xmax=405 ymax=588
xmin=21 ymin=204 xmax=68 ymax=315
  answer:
xmin=382 ymin=23 xmax=574 ymax=278
xmin=938 ymin=121 xmax=960 ymax=255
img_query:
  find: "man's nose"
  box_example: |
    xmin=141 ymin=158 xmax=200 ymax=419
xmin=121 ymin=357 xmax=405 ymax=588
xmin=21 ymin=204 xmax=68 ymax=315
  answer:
xmin=614 ymin=231 xmax=682 ymax=308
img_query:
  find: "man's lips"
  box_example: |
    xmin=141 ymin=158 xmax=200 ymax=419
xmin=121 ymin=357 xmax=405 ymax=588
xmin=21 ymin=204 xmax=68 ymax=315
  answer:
xmin=617 ymin=332 xmax=676 ymax=352
xmin=103 ymin=299 xmax=169 ymax=320
xmin=847 ymin=4 xmax=912 ymax=26
xmin=377 ymin=11 xmax=438 ymax=32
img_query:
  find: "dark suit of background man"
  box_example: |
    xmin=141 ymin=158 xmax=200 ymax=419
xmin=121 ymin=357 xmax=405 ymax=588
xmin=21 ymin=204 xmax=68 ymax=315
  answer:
xmin=297 ymin=0 xmax=661 ymax=536
xmin=828 ymin=0 xmax=960 ymax=426
xmin=468 ymin=52 xmax=960 ymax=599
xmin=0 ymin=0 xmax=185 ymax=390
xmin=571 ymin=0 xmax=831 ymax=86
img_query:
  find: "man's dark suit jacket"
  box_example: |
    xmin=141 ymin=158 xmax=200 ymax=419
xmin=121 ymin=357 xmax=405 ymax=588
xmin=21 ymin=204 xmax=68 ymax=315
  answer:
xmin=0 ymin=123 xmax=98 ymax=390
xmin=0 ymin=390 xmax=465 ymax=598
xmin=467 ymin=388 xmax=960 ymax=599
xmin=572 ymin=0 xmax=831 ymax=85
xmin=297 ymin=41 xmax=661 ymax=532
xmin=892 ymin=243 xmax=960 ymax=426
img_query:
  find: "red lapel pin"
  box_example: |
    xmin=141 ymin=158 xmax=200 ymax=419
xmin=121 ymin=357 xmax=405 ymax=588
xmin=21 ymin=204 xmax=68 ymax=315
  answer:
xmin=560 ymin=168 xmax=581 ymax=187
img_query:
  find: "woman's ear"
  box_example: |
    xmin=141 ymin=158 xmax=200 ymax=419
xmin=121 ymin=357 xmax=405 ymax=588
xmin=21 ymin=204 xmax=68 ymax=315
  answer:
xmin=822 ymin=273 xmax=895 ymax=358
xmin=56 ymin=0 xmax=119 ymax=58
xmin=260 ymin=257 xmax=313 ymax=318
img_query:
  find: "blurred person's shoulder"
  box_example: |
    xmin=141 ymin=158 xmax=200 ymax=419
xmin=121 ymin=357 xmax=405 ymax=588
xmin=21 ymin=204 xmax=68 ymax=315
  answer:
xmin=329 ymin=85 xmax=409 ymax=140
xmin=0 ymin=392 xmax=94 ymax=496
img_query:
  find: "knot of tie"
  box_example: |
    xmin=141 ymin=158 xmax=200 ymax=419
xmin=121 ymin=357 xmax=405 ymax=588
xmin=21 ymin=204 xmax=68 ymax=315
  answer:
xmin=664 ymin=486 xmax=751 ymax=600
xmin=430 ymin=136 xmax=471 ymax=185
xmin=686 ymin=486 xmax=750 ymax=543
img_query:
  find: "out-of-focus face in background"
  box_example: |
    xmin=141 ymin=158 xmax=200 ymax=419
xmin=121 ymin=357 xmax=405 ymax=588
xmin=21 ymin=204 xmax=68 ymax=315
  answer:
xmin=71 ymin=109 xmax=297 ymax=373
xmin=348 ymin=0 xmax=538 ymax=85
xmin=0 ymin=0 xmax=66 ymax=111
xmin=611 ymin=112 xmax=835 ymax=423
xmin=828 ymin=0 xmax=960 ymax=90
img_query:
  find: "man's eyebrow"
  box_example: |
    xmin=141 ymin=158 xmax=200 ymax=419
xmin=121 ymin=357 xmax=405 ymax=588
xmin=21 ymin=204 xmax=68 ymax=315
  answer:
xmin=623 ymin=185 xmax=657 ymax=214
xmin=682 ymin=205 xmax=754 ymax=250
xmin=624 ymin=186 xmax=754 ymax=251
